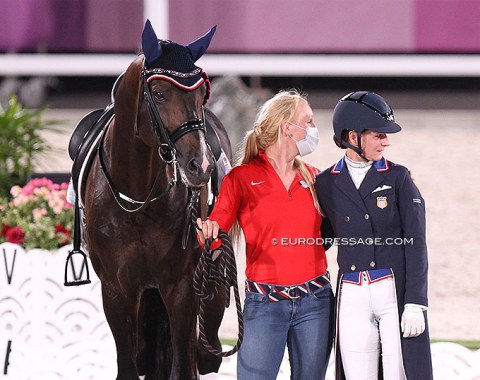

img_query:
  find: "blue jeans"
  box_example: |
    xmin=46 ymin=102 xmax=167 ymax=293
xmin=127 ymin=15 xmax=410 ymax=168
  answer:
xmin=237 ymin=283 xmax=334 ymax=380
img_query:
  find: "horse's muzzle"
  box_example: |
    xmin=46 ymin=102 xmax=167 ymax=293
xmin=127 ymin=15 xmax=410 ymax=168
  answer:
xmin=184 ymin=154 xmax=215 ymax=187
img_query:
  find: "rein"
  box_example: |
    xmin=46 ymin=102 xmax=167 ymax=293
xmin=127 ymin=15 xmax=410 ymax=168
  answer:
xmin=193 ymin=230 xmax=244 ymax=357
xmin=98 ymin=125 xmax=175 ymax=213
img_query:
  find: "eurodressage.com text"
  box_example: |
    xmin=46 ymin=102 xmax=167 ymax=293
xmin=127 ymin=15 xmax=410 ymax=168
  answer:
xmin=271 ymin=237 xmax=414 ymax=246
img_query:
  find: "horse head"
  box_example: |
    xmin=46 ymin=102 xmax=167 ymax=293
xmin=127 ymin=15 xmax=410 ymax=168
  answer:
xmin=116 ymin=20 xmax=218 ymax=188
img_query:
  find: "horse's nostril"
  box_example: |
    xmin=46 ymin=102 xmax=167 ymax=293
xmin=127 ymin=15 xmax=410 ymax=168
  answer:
xmin=188 ymin=158 xmax=200 ymax=173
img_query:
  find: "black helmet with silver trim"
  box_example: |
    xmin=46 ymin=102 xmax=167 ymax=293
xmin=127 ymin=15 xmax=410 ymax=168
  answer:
xmin=333 ymin=91 xmax=401 ymax=153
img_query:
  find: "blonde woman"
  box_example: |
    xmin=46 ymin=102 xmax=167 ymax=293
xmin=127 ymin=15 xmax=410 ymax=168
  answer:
xmin=197 ymin=90 xmax=333 ymax=379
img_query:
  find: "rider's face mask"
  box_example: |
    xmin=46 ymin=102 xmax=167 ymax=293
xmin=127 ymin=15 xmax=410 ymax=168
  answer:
xmin=288 ymin=122 xmax=320 ymax=157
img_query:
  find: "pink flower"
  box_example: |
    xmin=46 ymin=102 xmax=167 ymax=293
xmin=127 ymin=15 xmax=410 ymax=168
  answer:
xmin=32 ymin=208 xmax=48 ymax=221
xmin=12 ymin=195 xmax=28 ymax=207
xmin=32 ymin=178 xmax=52 ymax=188
xmin=22 ymin=178 xmax=54 ymax=196
xmin=10 ymin=185 xmax=22 ymax=197
xmin=21 ymin=185 xmax=34 ymax=196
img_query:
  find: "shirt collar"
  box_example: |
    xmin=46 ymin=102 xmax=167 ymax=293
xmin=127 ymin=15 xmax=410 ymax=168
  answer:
xmin=257 ymin=150 xmax=303 ymax=184
xmin=331 ymin=156 xmax=390 ymax=174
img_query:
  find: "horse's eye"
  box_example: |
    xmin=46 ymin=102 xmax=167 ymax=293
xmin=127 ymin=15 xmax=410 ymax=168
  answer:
xmin=154 ymin=91 xmax=166 ymax=102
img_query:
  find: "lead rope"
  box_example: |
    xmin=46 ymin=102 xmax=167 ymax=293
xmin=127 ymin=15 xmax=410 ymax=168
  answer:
xmin=182 ymin=188 xmax=201 ymax=249
xmin=193 ymin=230 xmax=244 ymax=357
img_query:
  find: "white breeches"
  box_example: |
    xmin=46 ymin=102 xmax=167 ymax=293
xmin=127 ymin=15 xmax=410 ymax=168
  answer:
xmin=338 ymin=273 xmax=406 ymax=380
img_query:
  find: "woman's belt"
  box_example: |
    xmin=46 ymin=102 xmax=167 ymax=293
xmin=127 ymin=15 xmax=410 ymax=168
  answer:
xmin=246 ymin=272 xmax=330 ymax=302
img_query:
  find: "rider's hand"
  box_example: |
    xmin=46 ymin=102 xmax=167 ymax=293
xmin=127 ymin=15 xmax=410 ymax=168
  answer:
xmin=401 ymin=304 xmax=425 ymax=338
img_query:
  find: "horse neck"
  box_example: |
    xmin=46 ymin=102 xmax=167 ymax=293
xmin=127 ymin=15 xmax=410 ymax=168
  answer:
xmin=105 ymin=118 xmax=173 ymax=199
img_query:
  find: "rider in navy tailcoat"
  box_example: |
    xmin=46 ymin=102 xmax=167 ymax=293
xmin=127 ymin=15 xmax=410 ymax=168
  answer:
xmin=315 ymin=91 xmax=433 ymax=380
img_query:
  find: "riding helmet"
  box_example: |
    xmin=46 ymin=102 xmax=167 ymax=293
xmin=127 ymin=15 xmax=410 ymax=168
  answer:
xmin=333 ymin=91 xmax=402 ymax=150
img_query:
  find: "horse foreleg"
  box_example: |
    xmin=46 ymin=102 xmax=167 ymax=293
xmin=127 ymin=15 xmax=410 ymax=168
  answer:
xmin=164 ymin=279 xmax=199 ymax=380
xmin=141 ymin=289 xmax=171 ymax=380
xmin=101 ymin=281 xmax=141 ymax=380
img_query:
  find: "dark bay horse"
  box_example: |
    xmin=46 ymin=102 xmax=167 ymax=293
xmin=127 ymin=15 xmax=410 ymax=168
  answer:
xmin=81 ymin=21 xmax=231 ymax=379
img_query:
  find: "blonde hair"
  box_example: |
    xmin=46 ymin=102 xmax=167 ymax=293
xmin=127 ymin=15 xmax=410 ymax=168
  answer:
xmin=242 ymin=89 xmax=303 ymax=164
xmin=231 ymin=89 xmax=322 ymax=242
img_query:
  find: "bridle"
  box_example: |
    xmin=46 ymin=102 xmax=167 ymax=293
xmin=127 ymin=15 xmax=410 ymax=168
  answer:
xmin=141 ymin=65 xmax=207 ymax=170
xmin=99 ymin=64 xmax=211 ymax=249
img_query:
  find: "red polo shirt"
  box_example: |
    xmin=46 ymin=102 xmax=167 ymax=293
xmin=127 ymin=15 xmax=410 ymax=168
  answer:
xmin=209 ymin=151 xmax=328 ymax=285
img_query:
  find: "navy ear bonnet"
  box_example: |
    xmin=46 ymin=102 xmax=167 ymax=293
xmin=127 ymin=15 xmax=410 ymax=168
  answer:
xmin=141 ymin=19 xmax=216 ymax=91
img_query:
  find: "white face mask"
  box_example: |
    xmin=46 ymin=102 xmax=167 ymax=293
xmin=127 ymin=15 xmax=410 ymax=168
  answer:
xmin=289 ymin=123 xmax=320 ymax=157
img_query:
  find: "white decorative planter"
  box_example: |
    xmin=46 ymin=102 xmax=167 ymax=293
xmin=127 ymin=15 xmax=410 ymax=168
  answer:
xmin=0 ymin=243 xmax=116 ymax=379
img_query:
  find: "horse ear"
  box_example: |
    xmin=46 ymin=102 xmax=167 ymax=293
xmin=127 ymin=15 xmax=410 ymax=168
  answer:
xmin=142 ymin=19 xmax=162 ymax=65
xmin=186 ymin=25 xmax=217 ymax=62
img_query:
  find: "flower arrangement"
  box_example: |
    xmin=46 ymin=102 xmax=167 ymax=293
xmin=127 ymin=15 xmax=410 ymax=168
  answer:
xmin=0 ymin=177 xmax=73 ymax=250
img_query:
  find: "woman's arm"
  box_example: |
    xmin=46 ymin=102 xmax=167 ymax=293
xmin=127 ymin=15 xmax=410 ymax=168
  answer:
xmin=196 ymin=171 xmax=242 ymax=244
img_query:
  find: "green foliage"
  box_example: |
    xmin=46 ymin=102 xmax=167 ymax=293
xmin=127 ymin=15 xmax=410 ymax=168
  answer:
xmin=0 ymin=96 xmax=57 ymax=198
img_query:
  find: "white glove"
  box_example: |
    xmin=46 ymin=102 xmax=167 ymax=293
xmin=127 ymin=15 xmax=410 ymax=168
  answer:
xmin=401 ymin=304 xmax=425 ymax=338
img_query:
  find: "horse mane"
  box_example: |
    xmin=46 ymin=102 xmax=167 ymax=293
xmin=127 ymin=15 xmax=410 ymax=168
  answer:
xmin=114 ymin=55 xmax=145 ymax=134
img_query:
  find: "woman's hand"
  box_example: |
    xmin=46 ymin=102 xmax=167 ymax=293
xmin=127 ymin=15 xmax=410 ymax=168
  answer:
xmin=196 ymin=218 xmax=220 ymax=243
